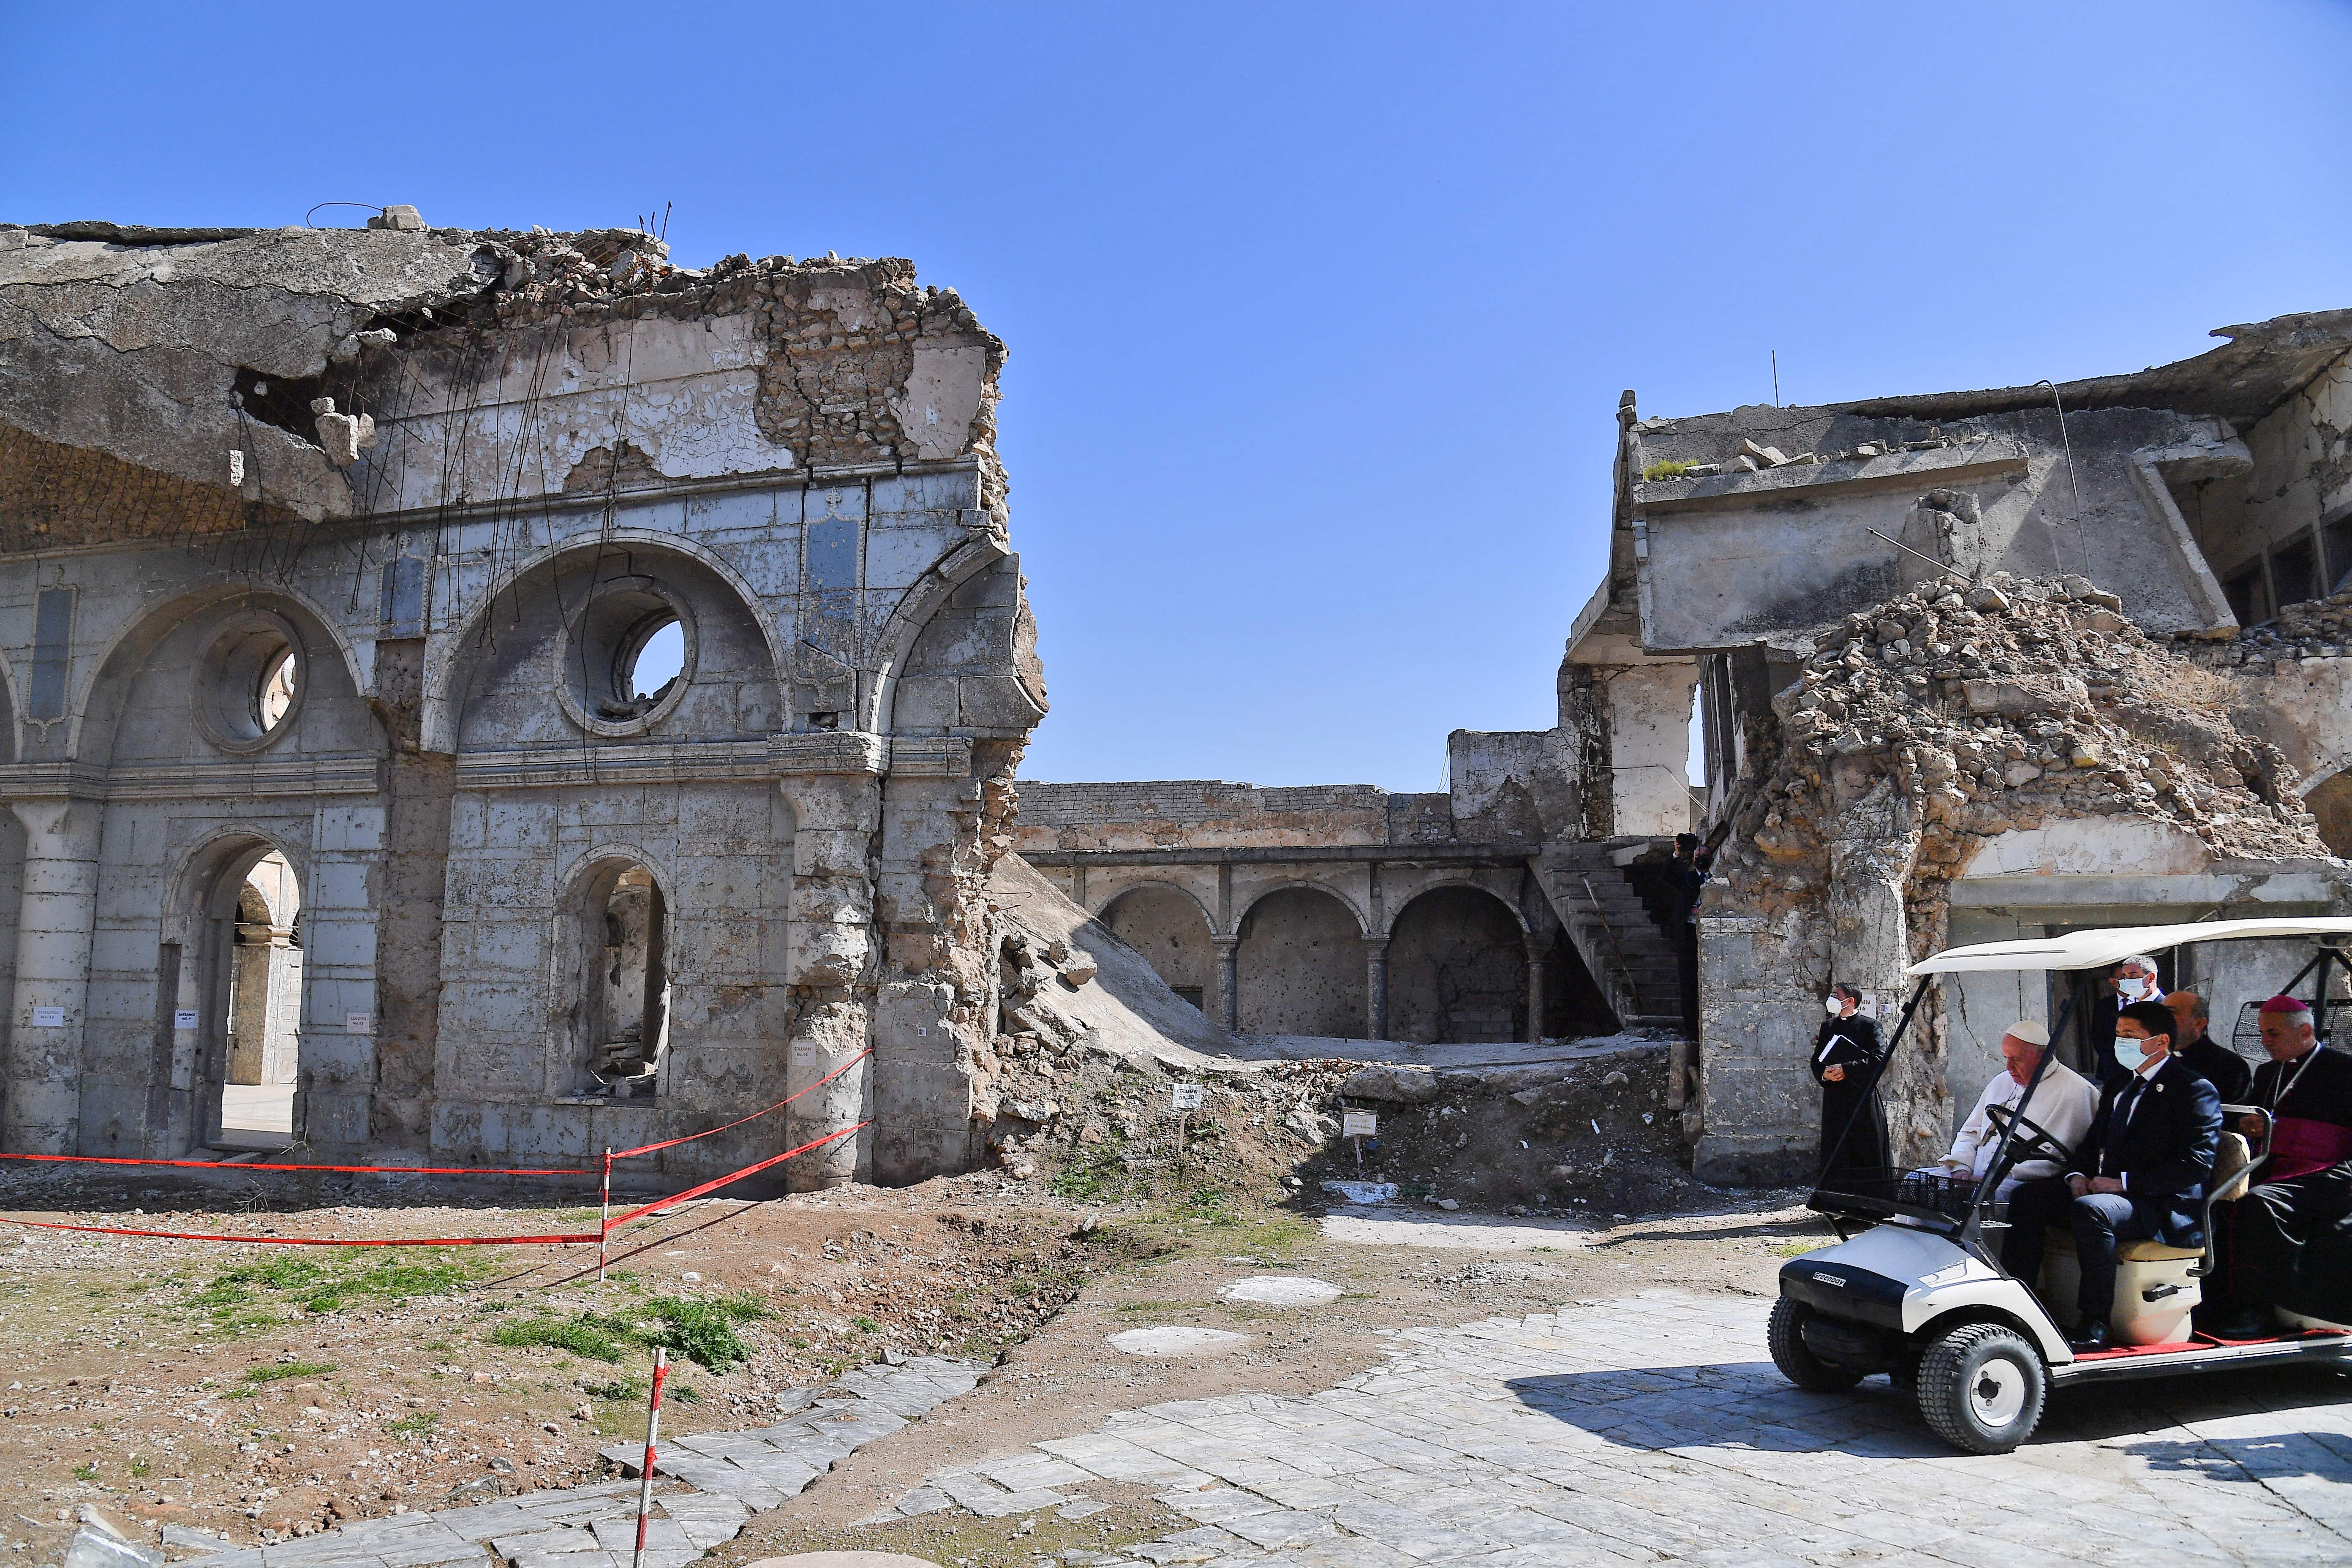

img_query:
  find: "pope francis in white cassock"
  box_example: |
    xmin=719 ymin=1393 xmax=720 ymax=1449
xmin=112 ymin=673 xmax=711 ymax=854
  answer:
xmin=1925 ymin=1020 xmax=2099 ymax=1197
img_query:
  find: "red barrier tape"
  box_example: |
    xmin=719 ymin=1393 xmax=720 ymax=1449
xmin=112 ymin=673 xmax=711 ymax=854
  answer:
xmin=0 ymin=1120 xmax=868 ymax=1250
xmin=0 ymin=1152 xmax=588 ymax=1177
xmin=0 ymin=1218 xmax=601 ymax=1247
xmin=0 ymin=1056 xmax=877 ymax=1251
xmin=607 ymin=1121 xmax=868 ymax=1229
xmin=608 ymin=1048 xmax=871 ymax=1159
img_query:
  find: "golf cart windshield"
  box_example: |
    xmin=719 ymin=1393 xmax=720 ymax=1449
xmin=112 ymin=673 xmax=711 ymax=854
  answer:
xmin=1806 ymin=917 xmax=2352 ymax=1229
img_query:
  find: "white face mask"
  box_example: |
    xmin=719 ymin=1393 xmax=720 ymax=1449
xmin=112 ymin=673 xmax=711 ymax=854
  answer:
xmin=2114 ymin=1037 xmax=2153 ymax=1073
xmin=2118 ymin=977 xmax=2148 ymax=999
xmin=1825 ymin=997 xmax=1846 ymax=1016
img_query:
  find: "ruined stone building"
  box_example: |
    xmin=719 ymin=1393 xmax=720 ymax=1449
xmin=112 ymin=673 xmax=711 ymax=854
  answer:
xmin=0 ymin=214 xmax=1045 ymax=1185
xmin=1031 ymin=310 xmax=2352 ymax=1190
xmin=1587 ymin=310 xmax=2352 ymax=1182
xmin=1011 ymin=677 xmax=1710 ymax=1045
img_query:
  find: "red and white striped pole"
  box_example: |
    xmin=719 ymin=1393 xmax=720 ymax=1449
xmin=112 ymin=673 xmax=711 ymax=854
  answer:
xmin=632 ymin=1346 xmax=668 ymax=1568
xmin=599 ymin=1149 xmax=612 ymax=1282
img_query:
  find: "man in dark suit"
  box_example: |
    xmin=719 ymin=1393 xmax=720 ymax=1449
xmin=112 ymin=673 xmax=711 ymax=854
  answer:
xmin=2003 ymin=999 xmax=2222 ymax=1350
xmin=2165 ymin=990 xmax=2253 ymax=1104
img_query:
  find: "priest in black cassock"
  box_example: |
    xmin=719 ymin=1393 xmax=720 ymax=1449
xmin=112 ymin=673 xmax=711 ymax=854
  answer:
xmin=1810 ymin=983 xmax=1888 ymax=1194
xmin=2205 ymin=995 xmax=2352 ymax=1336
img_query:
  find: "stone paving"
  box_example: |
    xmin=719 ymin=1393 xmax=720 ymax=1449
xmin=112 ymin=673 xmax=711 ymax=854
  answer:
xmin=167 ymin=1358 xmax=980 ymax=1568
xmin=887 ymin=1291 xmax=2352 ymax=1565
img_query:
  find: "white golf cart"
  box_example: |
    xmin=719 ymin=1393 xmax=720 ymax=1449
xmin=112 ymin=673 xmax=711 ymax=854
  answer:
xmin=1771 ymin=917 xmax=2352 ymax=1454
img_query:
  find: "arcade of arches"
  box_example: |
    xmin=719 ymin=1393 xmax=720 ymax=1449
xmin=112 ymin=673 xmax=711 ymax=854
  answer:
xmin=1099 ymin=879 xmax=1612 ymax=1044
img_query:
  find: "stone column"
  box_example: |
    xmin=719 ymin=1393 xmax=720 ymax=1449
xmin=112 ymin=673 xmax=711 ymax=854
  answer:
xmin=1525 ymin=936 xmax=1546 ymax=1045
xmin=228 ymin=926 xmax=275 ymax=1084
xmin=781 ymin=735 xmax=887 ymax=1190
xmin=1364 ymin=939 xmax=1389 ymax=1040
xmin=5 ymin=798 xmax=100 ymax=1154
xmin=1827 ymin=773 xmax=1930 ymax=1167
xmin=1214 ymin=936 xmax=1241 ymax=1032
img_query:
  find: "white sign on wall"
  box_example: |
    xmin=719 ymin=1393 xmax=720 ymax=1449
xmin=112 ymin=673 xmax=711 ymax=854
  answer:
xmin=789 ymin=1042 xmax=819 ymax=1068
xmin=345 ymin=1013 xmax=371 ymax=1036
xmin=173 ymin=1009 xmax=200 ymax=1030
xmin=1171 ymin=1083 xmax=1206 ymax=1112
xmin=29 ymin=1007 xmax=63 ymax=1028
xmin=1342 ymin=1111 xmax=1378 ymax=1138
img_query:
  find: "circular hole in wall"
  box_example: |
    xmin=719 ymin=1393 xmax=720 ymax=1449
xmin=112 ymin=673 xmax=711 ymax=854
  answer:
xmin=556 ymin=581 xmax=697 ymax=738
xmin=257 ymin=645 xmax=299 ymax=730
xmin=193 ymin=612 xmax=307 ymax=754
xmin=623 ymin=617 xmax=686 ymax=702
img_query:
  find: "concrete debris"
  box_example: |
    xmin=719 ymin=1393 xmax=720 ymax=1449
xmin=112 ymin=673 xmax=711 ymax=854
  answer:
xmin=1338 ymin=1063 xmax=1440 ymax=1104
xmin=1105 ymin=1326 xmax=1250 ymax=1357
xmin=62 ymin=1529 xmax=158 ymax=1568
xmin=1322 ymin=1181 xmax=1400 ymax=1205
xmin=367 ymin=204 xmax=426 ymax=231
xmin=1217 ymin=1275 xmax=1342 ymax=1306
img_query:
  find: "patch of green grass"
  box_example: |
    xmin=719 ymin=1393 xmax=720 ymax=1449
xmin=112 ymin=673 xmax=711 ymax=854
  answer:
xmin=1770 ymin=1238 xmax=1829 ymax=1258
xmin=644 ymin=1294 xmax=769 ymax=1372
xmin=1114 ymin=1299 xmax=1210 ymax=1315
xmin=490 ymin=1313 xmax=640 ymax=1364
xmin=1642 ymin=459 xmax=1694 ymax=480
xmin=580 ymin=1377 xmax=642 ymax=1402
xmin=386 ymin=1411 xmax=438 ymax=1437
xmin=299 ymin=1255 xmax=479 ymax=1313
xmin=128 ymin=1457 xmax=151 ymax=1479
xmin=242 ymin=1361 xmax=336 ymax=1384
xmin=850 ymin=1316 xmax=881 ymax=1334
xmin=72 ymin=1464 xmax=97 ymax=1481
xmin=670 ymin=1383 xmax=702 ymax=1405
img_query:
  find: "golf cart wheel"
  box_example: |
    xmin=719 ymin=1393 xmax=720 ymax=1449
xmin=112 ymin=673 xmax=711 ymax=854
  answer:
xmin=1769 ymin=1296 xmax=1864 ymax=1391
xmin=1917 ymin=1321 xmax=2047 ymax=1454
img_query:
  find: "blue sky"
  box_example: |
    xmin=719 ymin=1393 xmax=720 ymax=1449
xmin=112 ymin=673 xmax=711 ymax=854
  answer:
xmin=7 ymin=2 xmax=2350 ymax=789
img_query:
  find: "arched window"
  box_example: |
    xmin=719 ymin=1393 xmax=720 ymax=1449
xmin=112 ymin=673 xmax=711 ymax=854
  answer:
xmin=576 ymin=861 xmax=668 ymax=1096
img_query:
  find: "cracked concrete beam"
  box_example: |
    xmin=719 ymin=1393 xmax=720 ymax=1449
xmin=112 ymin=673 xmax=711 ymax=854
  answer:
xmin=0 ymin=224 xmax=503 ymax=520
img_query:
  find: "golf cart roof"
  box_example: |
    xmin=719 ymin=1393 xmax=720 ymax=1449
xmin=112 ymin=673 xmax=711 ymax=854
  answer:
xmin=1908 ymin=917 xmax=2352 ymax=976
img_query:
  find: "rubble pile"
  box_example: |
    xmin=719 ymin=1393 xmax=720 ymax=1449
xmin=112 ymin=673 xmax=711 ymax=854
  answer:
xmin=2202 ymin=589 xmax=2352 ymax=665
xmin=1707 ymin=569 xmax=2333 ymax=1161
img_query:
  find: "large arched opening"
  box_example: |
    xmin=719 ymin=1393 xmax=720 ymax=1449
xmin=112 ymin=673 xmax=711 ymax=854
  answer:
xmin=218 ymin=851 xmax=304 ymax=1146
xmin=171 ymin=837 xmax=310 ymax=1154
xmin=563 ymin=857 xmax=671 ymax=1099
xmin=1386 ymin=886 xmax=1527 ymax=1045
xmin=1236 ymin=886 xmax=1364 ymax=1037
xmin=1099 ymin=885 xmax=1214 ymax=1013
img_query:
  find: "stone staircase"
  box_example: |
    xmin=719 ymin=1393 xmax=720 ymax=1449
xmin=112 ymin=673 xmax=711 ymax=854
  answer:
xmin=1534 ymin=839 xmax=1687 ymax=1030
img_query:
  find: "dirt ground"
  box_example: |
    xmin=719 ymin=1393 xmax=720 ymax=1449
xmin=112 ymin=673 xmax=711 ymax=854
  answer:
xmin=0 ymin=1046 xmax=1802 ymax=1566
xmin=0 ymin=1166 xmax=1102 ymax=1560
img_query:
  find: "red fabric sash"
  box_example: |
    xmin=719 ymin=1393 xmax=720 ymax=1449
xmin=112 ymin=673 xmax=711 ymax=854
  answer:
xmin=2270 ymin=1116 xmax=2352 ymax=1181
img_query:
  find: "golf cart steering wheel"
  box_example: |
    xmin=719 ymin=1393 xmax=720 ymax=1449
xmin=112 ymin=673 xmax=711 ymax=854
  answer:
xmin=1983 ymin=1102 xmax=2067 ymax=1168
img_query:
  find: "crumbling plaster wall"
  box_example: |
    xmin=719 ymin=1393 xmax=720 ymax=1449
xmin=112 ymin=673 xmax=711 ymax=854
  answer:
xmin=1627 ymin=405 xmax=2242 ymax=653
xmin=2179 ymin=348 xmax=2352 ymax=598
xmin=1688 ymin=568 xmax=2338 ymax=1185
xmin=1235 ymin=886 xmax=1366 ymax=1037
xmin=0 ymin=221 xmax=1040 ymax=1185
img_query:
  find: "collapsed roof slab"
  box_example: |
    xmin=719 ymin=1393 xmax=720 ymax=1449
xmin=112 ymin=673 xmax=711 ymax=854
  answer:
xmin=1624 ymin=404 xmax=2243 ymax=653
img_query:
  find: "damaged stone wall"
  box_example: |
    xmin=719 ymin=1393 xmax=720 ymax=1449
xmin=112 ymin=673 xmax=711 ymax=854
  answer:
xmin=1012 ymin=747 xmax=1617 ymax=1045
xmin=0 ymin=215 xmax=1042 ymax=1187
xmin=1693 ymin=569 xmax=2335 ymax=1181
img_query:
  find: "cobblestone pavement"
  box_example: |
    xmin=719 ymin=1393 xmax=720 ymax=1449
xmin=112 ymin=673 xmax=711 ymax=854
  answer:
xmin=166 ymin=1358 xmax=980 ymax=1568
xmin=886 ymin=1291 xmax=2352 ymax=1565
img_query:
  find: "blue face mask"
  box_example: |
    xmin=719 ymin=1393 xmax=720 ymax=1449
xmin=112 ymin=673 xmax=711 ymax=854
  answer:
xmin=2114 ymin=1038 xmax=2152 ymax=1073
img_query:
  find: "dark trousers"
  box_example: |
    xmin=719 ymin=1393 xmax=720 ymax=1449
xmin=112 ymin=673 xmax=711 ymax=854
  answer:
xmin=2003 ymin=1178 xmax=2164 ymax=1322
xmin=2218 ymin=1165 xmax=2352 ymax=1310
xmin=1676 ymin=919 xmax=1699 ymax=1033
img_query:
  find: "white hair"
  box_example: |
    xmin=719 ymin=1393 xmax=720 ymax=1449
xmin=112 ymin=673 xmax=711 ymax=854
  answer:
xmin=2120 ymin=954 xmax=2159 ymax=973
